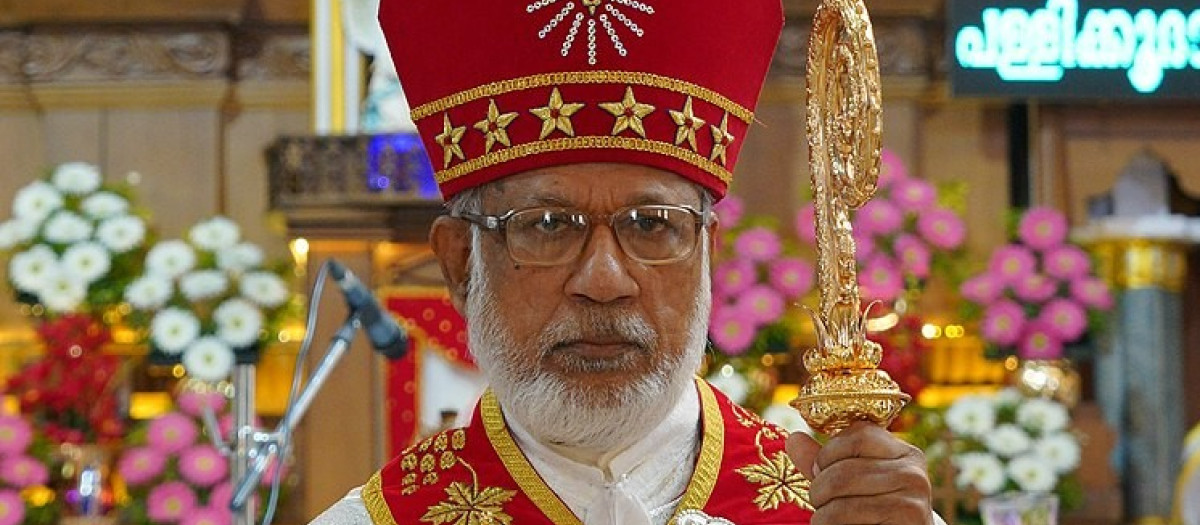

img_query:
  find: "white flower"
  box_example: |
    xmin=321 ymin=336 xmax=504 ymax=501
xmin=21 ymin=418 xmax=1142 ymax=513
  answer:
xmin=946 ymin=396 xmax=996 ymax=437
xmin=1008 ymin=454 xmax=1058 ymax=492
xmin=125 ymin=275 xmax=174 ymax=310
xmin=13 ymin=180 xmax=63 ymax=222
xmin=217 ymin=243 xmax=264 ymax=273
xmin=0 ymin=219 xmax=37 ymax=250
xmin=180 ymin=270 xmax=230 ymax=302
xmin=183 ymin=336 xmax=235 ymax=382
xmin=80 ymin=192 xmax=129 ymax=219
xmin=37 ymin=271 xmax=87 ymax=313
xmin=189 ymin=216 xmax=240 ymax=251
xmin=1016 ymin=398 xmax=1069 ymax=434
xmin=239 ymin=271 xmax=289 ymax=308
xmin=705 ymin=365 xmax=750 ymax=405
xmin=214 ymin=298 xmax=264 ymax=348
xmin=51 ymin=162 xmax=102 ymax=194
xmin=8 ymin=245 xmax=59 ymax=294
xmin=953 ymin=452 xmax=1007 ymax=496
xmin=151 ymin=307 xmax=201 ymax=354
xmin=1034 ymin=432 xmax=1081 ymax=473
xmin=993 ymin=387 xmax=1024 ymax=408
xmin=984 ymin=424 xmax=1033 ymax=458
xmin=146 ymin=240 xmax=196 ymax=279
xmin=95 ymin=215 xmax=146 ymax=253
xmin=42 ymin=211 xmax=93 ymax=244
xmin=61 ymin=242 xmax=112 ymax=284
xmin=762 ymin=403 xmax=811 ymax=434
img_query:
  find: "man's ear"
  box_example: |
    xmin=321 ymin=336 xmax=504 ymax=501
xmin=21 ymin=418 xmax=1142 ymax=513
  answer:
xmin=430 ymin=215 xmax=472 ymax=312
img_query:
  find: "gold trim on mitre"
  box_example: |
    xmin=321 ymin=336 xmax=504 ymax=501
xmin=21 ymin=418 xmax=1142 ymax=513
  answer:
xmin=410 ymin=70 xmax=754 ymax=124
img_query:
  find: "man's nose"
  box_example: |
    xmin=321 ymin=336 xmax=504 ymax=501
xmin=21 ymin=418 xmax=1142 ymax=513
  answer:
xmin=564 ymin=225 xmax=639 ymax=304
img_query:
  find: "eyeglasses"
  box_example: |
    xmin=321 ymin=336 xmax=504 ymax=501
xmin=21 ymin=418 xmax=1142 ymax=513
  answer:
xmin=454 ymin=204 xmax=711 ymax=266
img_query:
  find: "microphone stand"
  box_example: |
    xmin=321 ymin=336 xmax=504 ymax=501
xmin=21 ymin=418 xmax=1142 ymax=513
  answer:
xmin=227 ymin=310 xmax=365 ymax=522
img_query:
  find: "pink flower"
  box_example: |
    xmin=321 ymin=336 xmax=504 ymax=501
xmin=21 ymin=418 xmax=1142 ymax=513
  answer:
xmin=733 ymin=227 xmax=781 ymax=262
xmin=795 ymin=204 xmax=817 ymax=244
xmin=917 ymin=208 xmax=966 ymax=250
xmin=894 ymin=234 xmax=931 ymax=279
xmin=0 ymin=416 xmax=32 ymax=456
xmin=0 ymin=455 xmax=48 ymax=488
xmin=209 ymin=482 xmax=233 ymax=509
xmin=1071 ymin=277 xmax=1113 ymax=310
xmin=860 ymin=256 xmax=904 ymax=303
xmin=1039 ymin=298 xmax=1088 ymax=342
xmin=147 ymin=481 xmax=198 ymax=523
xmin=147 ymin=412 xmax=199 ymax=455
xmin=982 ymin=300 xmax=1027 ymax=346
xmin=1018 ymin=207 xmax=1068 ymax=250
xmin=892 ymin=178 xmax=936 ymax=212
xmin=181 ymin=507 xmax=232 ymax=525
xmin=714 ymin=194 xmax=744 ymax=228
xmin=179 ymin=445 xmax=229 ymax=488
xmin=853 ymin=229 xmax=876 ymax=261
xmin=989 ymin=245 xmax=1037 ymax=285
xmin=736 ymin=285 xmax=786 ymax=325
xmin=118 ymin=446 xmax=168 ymax=486
xmin=1043 ymin=245 xmax=1091 ymax=280
xmin=708 ymin=306 xmax=757 ymax=356
xmin=712 ymin=259 xmax=756 ymax=299
xmin=856 ymin=200 xmax=903 ymax=236
xmin=1013 ymin=273 xmax=1058 ymax=303
xmin=1020 ymin=323 xmax=1064 ymax=360
xmin=769 ymin=258 xmax=814 ymax=299
xmin=961 ymin=274 xmax=1004 ymax=304
xmin=177 ymin=390 xmax=229 ymax=418
xmin=0 ymin=490 xmax=24 ymax=525
xmin=878 ymin=148 xmax=909 ymax=188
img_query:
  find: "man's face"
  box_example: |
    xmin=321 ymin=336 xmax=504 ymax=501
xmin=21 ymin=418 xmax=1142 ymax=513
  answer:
xmin=433 ymin=163 xmax=713 ymax=449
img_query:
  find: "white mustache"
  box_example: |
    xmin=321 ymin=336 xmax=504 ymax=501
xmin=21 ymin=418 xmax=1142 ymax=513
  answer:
xmin=536 ymin=307 xmax=658 ymax=358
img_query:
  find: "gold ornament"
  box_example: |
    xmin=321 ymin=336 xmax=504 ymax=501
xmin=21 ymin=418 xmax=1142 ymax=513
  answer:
xmin=599 ymin=86 xmax=656 ymax=138
xmin=530 ymin=87 xmax=586 ymax=139
xmin=790 ymin=0 xmax=909 ymax=435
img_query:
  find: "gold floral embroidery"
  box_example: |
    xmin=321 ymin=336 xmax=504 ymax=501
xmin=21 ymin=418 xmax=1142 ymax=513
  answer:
xmin=669 ymin=96 xmax=706 ymax=151
xmin=402 ymin=454 xmax=419 ymax=470
xmin=474 ymin=99 xmax=519 ymax=153
xmin=709 ymin=112 xmax=734 ymax=165
xmin=435 ymin=113 xmax=467 ymax=168
xmin=435 ymin=433 xmax=449 ymax=452
xmin=421 ymin=454 xmax=437 ymax=473
xmin=735 ymin=429 xmax=812 ymax=512
xmin=420 ymin=458 xmax=517 ymax=525
xmin=598 ymin=86 xmax=655 ymax=138
xmin=403 ymin=472 xmax=418 ymax=486
xmin=422 ymin=472 xmax=440 ymax=486
xmin=530 ymin=87 xmax=586 ymax=139
xmin=451 ymin=429 xmax=467 ymax=450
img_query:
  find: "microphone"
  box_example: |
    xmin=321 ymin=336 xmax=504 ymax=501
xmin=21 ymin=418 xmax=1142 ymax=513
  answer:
xmin=327 ymin=259 xmax=409 ymax=359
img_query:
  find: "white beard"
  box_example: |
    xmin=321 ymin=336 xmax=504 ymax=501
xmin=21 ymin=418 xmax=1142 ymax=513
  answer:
xmin=464 ymin=231 xmax=711 ymax=453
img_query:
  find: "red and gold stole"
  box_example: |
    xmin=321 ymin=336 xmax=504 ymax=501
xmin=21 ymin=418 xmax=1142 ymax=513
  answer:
xmin=363 ymin=379 xmax=814 ymax=524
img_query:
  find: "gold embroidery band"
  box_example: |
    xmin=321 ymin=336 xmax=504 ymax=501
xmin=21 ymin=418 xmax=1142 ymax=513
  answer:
xmin=362 ymin=471 xmax=400 ymax=525
xmin=410 ymin=70 xmax=754 ymax=124
xmin=435 ymin=136 xmax=734 ymax=186
xmin=670 ymin=378 xmax=725 ymax=519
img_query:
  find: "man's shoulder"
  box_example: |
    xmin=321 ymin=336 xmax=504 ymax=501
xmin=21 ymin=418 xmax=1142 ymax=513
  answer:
xmin=309 ymin=486 xmax=372 ymax=525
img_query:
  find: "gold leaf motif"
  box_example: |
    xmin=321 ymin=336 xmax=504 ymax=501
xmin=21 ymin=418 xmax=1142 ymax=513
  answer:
xmin=709 ymin=112 xmax=734 ymax=165
xmin=451 ymin=429 xmax=467 ymax=450
xmin=473 ymin=98 xmax=519 ymax=153
xmin=435 ymin=433 xmax=449 ymax=452
xmin=402 ymin=454 xmax=419 ymax=471
xmin=530 ymin=87 xmax=586 ymax=139
xmin=420 ymin=481 xmax=517 ymax=525
xmin=402 ymin=485 xmax=419 ymax=496
xmin=419 ymin=438 xmax=432 ymax=452
xmin=421 ymin=454 xmax=437 ymax=473
xmin=598 ymin=86 xmax=655 ymax=138
xmin=403 ymin=472 xmax=418 ymax=486
xmin=669 ymin=96 xmax=706 ymax=151
xmin=435 ymin=113 xmax=468 ymax=168
xmin=735 ymin=450 xmax=812 ymax=511
xmin=423 ymin=472 xmax=440 ymax=486
xmin=440 ymin=451 xmax=457 ymax=470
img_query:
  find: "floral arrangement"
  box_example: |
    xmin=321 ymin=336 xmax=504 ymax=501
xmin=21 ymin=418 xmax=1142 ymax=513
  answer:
xmin=3 ymin=314 xmax=125 ymax=444
xmin=795 ymin=149 xmax=968 ymax=304
xmin=0 ymin=412 xmax=57 ymax=525
xmin=707 ymin=194 xmax=814 ymax=358
xmin=118 ymin=388 xmax=283 ymax=525
xmin=0 ymin=162 xmax=150 ymax=316
xmin=125 ymin=216 xmax=293 ymax=382
xmin=912 ymin=388 xmax=1084 ymax=521
xmin=959 ymin=207 xmax=1113 ymax=360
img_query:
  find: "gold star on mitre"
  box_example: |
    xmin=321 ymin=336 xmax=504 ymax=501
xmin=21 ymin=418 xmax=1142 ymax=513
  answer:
xmin=710 ymin=112 xmax=735 ymax=165
xmin=435 ymin=113 xmax=467 ymax=168
xmin=530 ymin=87 xmax=586 ymax=139
xmin=668 ymin=96 xmax=706 ymax=151
xmin=599 ymin=86 xmax=655 ymax=138
xmin=473 ymin=99 xmax=519 ymax=153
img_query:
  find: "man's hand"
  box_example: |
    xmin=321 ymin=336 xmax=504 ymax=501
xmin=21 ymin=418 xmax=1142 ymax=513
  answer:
xmin=786 ymin=421 xmax=933 ymax=525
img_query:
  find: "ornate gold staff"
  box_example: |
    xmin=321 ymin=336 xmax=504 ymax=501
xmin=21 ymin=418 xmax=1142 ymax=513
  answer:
xmin=790 ymin=0 xmax=909 ymax=435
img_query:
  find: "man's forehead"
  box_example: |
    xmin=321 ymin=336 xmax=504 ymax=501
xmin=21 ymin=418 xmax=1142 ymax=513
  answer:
xmin=482 ymin=163 xmax=704 ymax=207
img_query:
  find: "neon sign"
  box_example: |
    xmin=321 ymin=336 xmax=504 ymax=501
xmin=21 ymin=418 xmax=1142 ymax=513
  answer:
xmin=950 ymin=0 xmax=1200 ymax=98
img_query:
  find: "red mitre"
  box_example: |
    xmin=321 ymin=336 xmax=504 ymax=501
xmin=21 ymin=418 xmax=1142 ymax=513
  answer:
xmin=380 ymin=0 xmax=783 ymax=200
